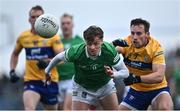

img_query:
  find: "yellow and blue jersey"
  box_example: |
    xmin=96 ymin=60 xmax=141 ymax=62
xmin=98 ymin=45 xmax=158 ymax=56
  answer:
xmin=15 ymin=30 xmax=63 ymax=82
xmin=122 ymin=35 xmax=167 ymax=91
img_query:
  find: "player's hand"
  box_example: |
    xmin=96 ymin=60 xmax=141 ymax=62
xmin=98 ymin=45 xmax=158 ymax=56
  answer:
xmin=123 ymin=73 xmax=141 ymax=86
xmin=9 ymin=69 xmax=20 ymax=83
xmin=112 ymin=39 xmax=129 ymax=47
xmin=44 ymin=73 xmax=51 ymax=86
xmin=37 ymin=59 xmax=49 ymax=69
xmin=104 ymin=65 xmax=114 ymax=78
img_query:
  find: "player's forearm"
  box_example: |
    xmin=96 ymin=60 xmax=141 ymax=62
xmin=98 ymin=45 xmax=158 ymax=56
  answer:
xmin=140 ymin=72 xmax=164 ymax=84
xmin=115 ymin=47 xmax=124 ymax=54
xmin=140 ymin=64 xmax=165 ymax=84
xmin=45 ymin=51 xmax=65 ymax=74
xmin=113 ymin=58 xmax=129 ymax=79
xmin=10 ymin=48 xmax=22 ymax=70
xmin=10 ymin=53 xmax=19 ymax=70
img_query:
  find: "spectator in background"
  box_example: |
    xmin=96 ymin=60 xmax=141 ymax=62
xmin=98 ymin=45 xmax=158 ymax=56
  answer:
xmin=9 ymin=5 xmax=63 ymax=110
xmin=56 ymin=13 xmax=84 ymax=110
xmin=173 ymin=47 xmax=180 ymax=109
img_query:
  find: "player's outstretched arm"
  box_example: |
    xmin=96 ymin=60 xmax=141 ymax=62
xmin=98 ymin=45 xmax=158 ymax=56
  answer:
xmin=10 ymin=48 xmax=22 ymax=70
xmin=123 ymin=64 xmax=165 ymax=85
xmin=104 ymin=58 xmax=129 ymax=79
xmin=45 ymin=51 xmax=66 ymax=74
xmin=112 ymin=58 xmax=129 ymax=79
xmin=9 ymin=48 xmax=22 ymax=83
xmin=112 ymin=38 xmax=129 ymax=47
xmin=140 ymin=64 xmax=165 ymax=84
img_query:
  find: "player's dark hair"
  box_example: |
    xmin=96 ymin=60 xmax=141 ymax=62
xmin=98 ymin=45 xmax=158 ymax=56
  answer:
xmin=130 ymin=18 xmax=150 ymax=32
xmin=29 ymin=5 xmax=44 ymax=14
xmin=83 ymin=25 xmax=104 ymax=42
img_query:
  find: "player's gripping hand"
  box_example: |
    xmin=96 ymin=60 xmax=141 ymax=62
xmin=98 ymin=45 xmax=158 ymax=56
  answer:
xmin=112 ymin=38 xmax=129 ymax=47
xmin=37 ymin=59 xmax=49 ymax=69
xmin=44 ymin=73 xmax=51 ymax=86
xmin=123 ymin=73 xmax=141 ymax=86
xmin=104 ymin=65 xmax=114 ymax=78
xmin=9 ymin=69 xmax=20 ymax=83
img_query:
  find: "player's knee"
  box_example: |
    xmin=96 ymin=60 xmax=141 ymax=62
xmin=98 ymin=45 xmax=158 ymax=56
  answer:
xmin=158 ymin=102 xmax=173 ymax=110
xmin=24 ymin=100 xmax=36 ymax=110
xmin=64 ymin=105 xmax=72 ymax=110
xmin=24 ymin=105 xmax=36 ymax=110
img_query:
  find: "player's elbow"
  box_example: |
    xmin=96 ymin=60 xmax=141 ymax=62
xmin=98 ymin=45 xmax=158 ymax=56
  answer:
xmin=155 ymin=73 xmax=164 ymax=83
xmin=11 ymin=52 xmax=19 ymax=60
xmin=124 ymin=71 xmax=129 ymax=78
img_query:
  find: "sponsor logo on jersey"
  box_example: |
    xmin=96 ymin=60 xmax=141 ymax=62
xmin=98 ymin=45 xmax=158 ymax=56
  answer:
xmin=31 ymin=48 xmax=41 ymax=55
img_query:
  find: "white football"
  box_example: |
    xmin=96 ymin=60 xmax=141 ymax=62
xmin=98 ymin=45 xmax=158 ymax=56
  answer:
xmin=34 ymin=14 xmax=59 ymax=38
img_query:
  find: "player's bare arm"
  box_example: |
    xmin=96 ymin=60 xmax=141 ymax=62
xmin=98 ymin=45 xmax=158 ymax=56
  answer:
xmin=140 ymin=64 xmax=165 ymax=84
xmin=104 ymin=58 xmax=129 ymax=79
xmin=10 ymin=47 xmax=22 ymax=70
xmin=45 ymin=51 xmax=66 ymax=74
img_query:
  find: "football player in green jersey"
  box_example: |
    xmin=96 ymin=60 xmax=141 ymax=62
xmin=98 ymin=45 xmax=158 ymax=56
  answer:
xmin=45 ymin=25 xmax=129 ymax=110
xmin=57 ymin=13 xmax=84 ymax=110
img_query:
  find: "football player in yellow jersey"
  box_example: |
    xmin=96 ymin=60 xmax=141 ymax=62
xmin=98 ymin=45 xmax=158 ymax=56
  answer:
xmin=9 ymin=5 xmax=63 ymax=110
xmin=112 ymin=18 xmax=173 ymax=110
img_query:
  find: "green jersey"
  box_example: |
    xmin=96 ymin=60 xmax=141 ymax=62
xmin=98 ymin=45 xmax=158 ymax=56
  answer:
xmin=65 ymin=42 xmax=121 ymax=91
xmin=57 ymin=35 xmax=84 ymax=80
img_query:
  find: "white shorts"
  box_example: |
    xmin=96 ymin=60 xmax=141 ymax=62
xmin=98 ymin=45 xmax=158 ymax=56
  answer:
xmin=72 ymin=79 xmax=116 ymax=105
xmin=58 ymin=79 xmax=73 ymax=102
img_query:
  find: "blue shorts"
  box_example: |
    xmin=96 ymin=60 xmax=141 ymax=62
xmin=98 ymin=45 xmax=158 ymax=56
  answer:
xmin=121 ymin=86 xmax=170 ymax=110
xmin=24 ymin=80 xmax=58 ymax=105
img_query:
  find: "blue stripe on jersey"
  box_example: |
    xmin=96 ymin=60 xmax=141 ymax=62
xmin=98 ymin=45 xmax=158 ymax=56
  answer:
xmin=25 ymin=47 xmax=55 ymax=60
xmin=124 ymin=58 xmax=152 ymax=70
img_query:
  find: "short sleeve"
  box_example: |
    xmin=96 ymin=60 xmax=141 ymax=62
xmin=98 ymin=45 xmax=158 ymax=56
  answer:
xmin=109 ymin=43 xmax=121 ymax=65
xmin=15 ymin=36 xmax=23 ymax=50
xmin=153 ymin=46 xmax=165 ymax=65
xmin=112 ymin=51 xmax=121 ymax=65
xmin=64 ymin=46 xmax=76 ymax=62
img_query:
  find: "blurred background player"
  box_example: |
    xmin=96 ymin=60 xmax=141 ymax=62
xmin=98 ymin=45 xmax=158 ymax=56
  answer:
xmin=9 ymin=5 xmax=64 ymax=110
xmin=113 ymin=18 xmax=173 ymax=110
xmin=56 ymin=13 xmax=84 ymax=110
xmin=45 ymin=25 xmax=129 ymax=110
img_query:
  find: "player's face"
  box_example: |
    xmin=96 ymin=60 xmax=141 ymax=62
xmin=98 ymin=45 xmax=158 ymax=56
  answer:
xmin=130 ymin=24 xmax=149 ymax=48
xmin=86 ymin=36 xmax=103 ymax=56
xmin=29 ymin=9 xmax=43 ymax=29
xmin=61 ymin=17 xmax=73 ymax=37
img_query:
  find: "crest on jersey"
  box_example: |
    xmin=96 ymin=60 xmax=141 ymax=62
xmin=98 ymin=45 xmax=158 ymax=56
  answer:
xmin=92 ymin=64 xmax=98 ymax=70
xmin=144 ymin=55 xmax=149 ymax=62
xmin=33 ymin=40 xmax=38 ymax=46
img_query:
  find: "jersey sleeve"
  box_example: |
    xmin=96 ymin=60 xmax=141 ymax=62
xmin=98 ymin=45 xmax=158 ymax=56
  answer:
xmin=106 ymin=42 xmax=121 ymax=65
xmin=152 ymin=46 xmax=165 ymax=65
xmin=112 ymin=50 xmax=121 ymax=65
xmin=64 ymin=46 xmax=76 ymax=62
xmin=52 ymin=35 xmax=64 ymax=52
xmin=15 ymin=36 xmax=23 ymax=50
